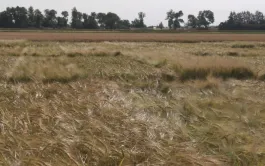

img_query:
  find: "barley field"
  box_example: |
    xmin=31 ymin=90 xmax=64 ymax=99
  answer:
xmin=0 ymin=39 xmax=265 ymax=165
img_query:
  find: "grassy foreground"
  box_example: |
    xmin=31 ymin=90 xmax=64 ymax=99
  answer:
xmin=0 ymin=40 xmax=265 ymax=165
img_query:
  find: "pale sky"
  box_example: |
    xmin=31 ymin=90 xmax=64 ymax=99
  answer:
xmin=0 ymin=0 xmax=265 ymax=26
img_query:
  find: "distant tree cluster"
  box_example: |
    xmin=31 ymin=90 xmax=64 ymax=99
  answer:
xmin=219 ymin=11 xmax=265 ymax=30
xmin=165 ymin=10 xmax=215 ymax=29
xmin=2 ymin=6 xmax=265 ymax=31
xmin=187 ymin=10 xmax=215 ymax=29
xmin=131 ymin=12 xmax=146 ymax=28
xmin=0 ymin=6 xmax=69 ymax=28
xmin=0 ymin=6 xmax=147 ymax=29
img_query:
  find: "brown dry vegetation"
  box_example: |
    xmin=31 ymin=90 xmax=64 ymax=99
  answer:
xmin=1 ymin=32 xmax=265 ymax=42
xmin=0 ymin=40 xmax=265 ymax=165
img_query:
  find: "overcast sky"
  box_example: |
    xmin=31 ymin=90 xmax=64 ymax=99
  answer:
xmin=0 ymin=0 xmax=265 ymax=26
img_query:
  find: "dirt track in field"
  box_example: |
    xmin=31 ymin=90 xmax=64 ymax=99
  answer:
xmin=1 ymin=32 xmax=265 ymax=42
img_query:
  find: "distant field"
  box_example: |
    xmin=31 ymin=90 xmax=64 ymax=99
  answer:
xmin=1 ymin=28 xmax=265 ymax=34
xmin=1 ymin=31 xmax=265 ymax=42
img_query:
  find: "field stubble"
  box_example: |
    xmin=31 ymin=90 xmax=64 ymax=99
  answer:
xmin=0 ymin=40 xmax=265 ymax=165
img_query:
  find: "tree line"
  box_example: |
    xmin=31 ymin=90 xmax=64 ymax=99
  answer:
xmin=0 ymin=6 xmax=147 ymax=29
xmin=219 ymin=11 xmax=265 ymax=30
xmin=0 ymin=6 xmax=216 ymax=29
xmin=0 ymin=6 xmax=265 ymax=30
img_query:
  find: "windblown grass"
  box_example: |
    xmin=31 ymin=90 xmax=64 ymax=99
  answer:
xmin=6 ymin=57 xmax=84 ymax=83
xmin=188 ymin=76 xmax=221 ymax=89
xmin=0 ymin=41 xmax=265 ymax=165
xmin=172 ymin=56 xmax=255 ymax=81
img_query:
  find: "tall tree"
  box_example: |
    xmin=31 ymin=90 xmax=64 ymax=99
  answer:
xmin=61 ymin=11 xmax=69 ymax=27
xmin=62 ymin=11 xmax=69 ymax=18
xmin=43 ymin=9 xmax=57 ymax=28
xmin=131 ymin=12 xmax=146 ymax=28
xmin=166 ymin=10 xmax=184 ymax=29
xmin=83 ymin=13 xmax=89 ymax=28
xmin=96 ymin=13 xmax=106 ymax=28
xmin=9 ymin=7 xmax=28 ymax=28
xmin=71 ymin=7 xmax=83 ymax=29
xmin=104 ymin=12 xmax=120 ymax=29
xmin=187 ymin=14 xmax=197 ymax=28
xmin=254 ymin=11 xmax=265 ymax=24
xmin=173 ymin=11 xmax=184 ymax=29
xmin=158 ymin=22 xmax=164 ymax=30
xmin=227 ymin=12 xmax=236 ymax=24
xmin=197 ymin=10 xmax=215 ymax=28
xmin=0 ymin=9 xmax=14 ymax=28
xmin=34 ymin=9 xmax=44 ymax=28
xmin=166 ymin=10 xmax=175 ymax=29
xmin=138 ymin=12 xmax=146 ymax=28
xmin=28 ymin=6 xmax=35 ymax=27
xmin=83 ymin=12 xmax=98 ymax=29
xmin=57 ymin=16 xmax=65 ymax=28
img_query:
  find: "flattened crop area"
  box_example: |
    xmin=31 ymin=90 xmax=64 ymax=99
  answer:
xmin=1 ymin=41 xmax=265 ymax=165
xmin=1 ymin=32 xmax=265 ymax=42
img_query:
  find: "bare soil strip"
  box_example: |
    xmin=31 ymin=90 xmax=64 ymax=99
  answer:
xmin=1 ymin=32 xmax=265 ymax=42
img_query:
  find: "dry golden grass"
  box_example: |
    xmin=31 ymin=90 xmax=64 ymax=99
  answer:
xmin=187 ymin=76 xmax=222 ymax=89
xmin=146 ymin=53 xmax=256 ymax=81
xmin=0 ymin=41 xmax=265 ymax=165
xmin=6 ymin=57 xmax=84 ymax=83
